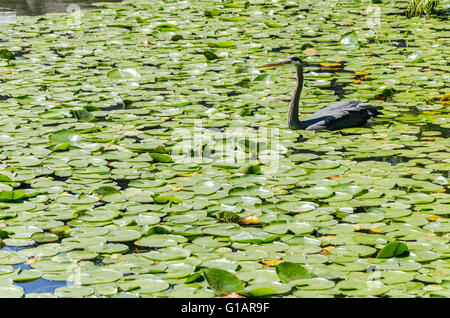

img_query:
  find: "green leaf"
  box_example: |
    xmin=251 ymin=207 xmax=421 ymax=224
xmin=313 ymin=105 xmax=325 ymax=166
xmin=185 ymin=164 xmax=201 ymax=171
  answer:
xmin=107 ymin=68 xmax=141 ymax=79
xmin=0 ymin=49 xmax=15 ymax=60
xmin=204 ymin=9 xmax=221 ymax=17
xmin=203 ymin=50 xmax=219 ymax=60
xmin=0 ymin=286 xmax=23 ymax=298
xmin=71 ymin=109 xmax=96 ymax=122
xmin=149 ymin=153 xmax=173 ymax=163
xmin=376 ymin=241 xmax=410 ymax=259
xmin=0 ymin=230 xmax=10 ymax=239
xmin=152 ymin=195 xmax=182 ymax=204
xmin=223 ymin=3 xmax=245 ymax=8
xmin=246 ymin=282 xmax=291 ymax=296
xmin=379 ymin=86 xmax=396 ymax=97
xmin=48 ymin=129 xmax=83 ymax=145
xmin=0 ymin=190 xmax=27 ymax=202
xmin=407 ymin=53 xmax=423 ymax=63
xmin=31 ymin=232 xmax=59 ymax=243
xmin=0 ymin=174 xmax=12 ymax=182
xmin=215 ymin=41 xmax=236 ymax=48
xmin=204 ymin=268 xmax=243 ymax=293
xmin=340 ymin=31 xmax=358 ymax=45
xmin=276 ymin=262 xmax=314 ymax=283
xmin=119 ymin=276 xmax=169 ymax=293
xmin=93 ymin=186 xmax=121 ymax=196
xmin=171 ymin=34 xmax=184 ymax=41
xmin=54 ymin=286 xmax=94 ymax=298
xmin=265 ymin=22 xmax=284 ymax=28
xmin=237 ymin=164 xmax=261 ymax=175
xmin=191 ymin=181 xmax=221 ymax=195
xmin=220 ymin=17 xmax=245 ymax=22
xmin=51 ymin=142 xmax=71 ymax=152
xmin=135 ymin=234 xmax=187 ymax=248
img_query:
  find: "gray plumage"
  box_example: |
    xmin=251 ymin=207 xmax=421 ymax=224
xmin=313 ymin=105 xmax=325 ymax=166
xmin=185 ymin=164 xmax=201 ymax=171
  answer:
xmin=297 ymin=100 xmax=382 ymax=131
xmin=261 ymin=56 xmax=382 ymax=131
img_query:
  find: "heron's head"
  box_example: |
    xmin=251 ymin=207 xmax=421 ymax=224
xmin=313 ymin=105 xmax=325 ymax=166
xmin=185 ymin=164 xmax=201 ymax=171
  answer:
xmin=259 ymin=56 xmax=303 ymax=68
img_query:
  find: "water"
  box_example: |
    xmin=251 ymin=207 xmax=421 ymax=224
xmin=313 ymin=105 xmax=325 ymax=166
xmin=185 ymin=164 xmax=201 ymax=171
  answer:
xmin=0 ymin=0 xmax=122 ymax=17
xmin=11 ymin=262 xmax=68 ymax=295
xmin=16 ymin=278 xmax=68 ymax=295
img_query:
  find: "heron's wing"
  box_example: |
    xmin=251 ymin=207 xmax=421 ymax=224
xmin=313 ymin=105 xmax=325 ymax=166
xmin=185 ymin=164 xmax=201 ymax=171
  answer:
xmin=306 ymin=100 xmax=381 ymax=119
xmin=303 ymin=100 xmax=382 ymax=130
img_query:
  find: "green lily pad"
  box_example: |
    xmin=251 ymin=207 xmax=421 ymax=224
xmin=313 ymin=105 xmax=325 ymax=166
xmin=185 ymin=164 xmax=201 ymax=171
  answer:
xmin=377 ymin=241 xmax=410 ymax=259
xmin=0 ymin=190 xmax=27 ymax=202
xmin=142 ymin=247 xmax=191 ymax=261
xmin=135 ymin=234 xmax=187 ymax=247
xmin=49 ymin=129 xmax=83 ymax=144
xmin=395 ymin=193 xmax=435 ymax=205
xmin=119 ymin=275 xmax=170 ymax=294
xmin=54 ymin=286 xmax=94 ymax=298
xmin=107 ymin=68 xmax=141 ymax=79
xmin=276 ymin=262 xmax=314 ymax=283
xmin=204 ymin=268 xmax=243 ymax=293
xmin=68 ymin=268 xmax=123 ymax=285
xmin=246 ymin=282 xmax=291 ymax=296
xmin=277 ymin=201 xmax=317 ymax=213
xmin=0 ymin=286 xmax=24 ymax=298
xmin=0 ymin=49 xmax=16 ymax=60
xmin=87 ymin=243 xmax=129 ymax=254
xmin=299 ymin=160 xmax=340 ymax=170
xmin=294 ymin=278 xmax=335 ymax=290
xmin=336 ymin=279 xmax=389 ymax=296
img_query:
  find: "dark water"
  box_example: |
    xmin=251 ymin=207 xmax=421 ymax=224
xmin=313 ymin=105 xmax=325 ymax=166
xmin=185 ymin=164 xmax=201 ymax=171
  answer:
xmin=0 ymin=0 xmax=122 ymax=17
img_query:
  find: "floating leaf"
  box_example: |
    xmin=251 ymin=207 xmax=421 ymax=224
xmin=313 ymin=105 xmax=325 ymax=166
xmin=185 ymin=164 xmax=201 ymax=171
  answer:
xmin=71 ymin=109 xmax=96 ymax=122
xmin=0 ymin=49 xmax=15 ymax=60
xmin=149 ymin=153 xmax=173 ymax=163
xmin=377 ymin=241 xmax=410 ymax=259
xmin=0 ymin=174 xmax=12 ymax=183
xmin=340 ymin=31 xmax=358 ymax=45
xmin=0 ymin=286 xmax=24 ymax=298
xmin=48 ymin=129 xmax=83 ymax=145
xmin=204 ymin=268 xmax=243 ymax=293
xmin=203 ymin=50 xmax=219 ymax=60
xmin=152 ymin=195 xmax=182 ymax=204
xmin=0 ymin=190 xmax=27 ymax=202
xmin=246 ymin=282 xmax=291 ymax=296
xmin=215 ymin=41 xmax=236 ymax=48
xmin=93 ymin=186 xmax=120 ymax=196
xmin=107 ymin=68 xmax=141 ymax=79
xmin=276 ymin=262 xmax=314 ymax=283
xmin=204 ymin=8 xmax=221 ymax=17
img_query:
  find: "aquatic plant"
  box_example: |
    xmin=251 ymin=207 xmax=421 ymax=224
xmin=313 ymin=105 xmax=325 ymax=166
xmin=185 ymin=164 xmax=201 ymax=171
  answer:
xmin=406 ymin=0 xmax=439 ymax=17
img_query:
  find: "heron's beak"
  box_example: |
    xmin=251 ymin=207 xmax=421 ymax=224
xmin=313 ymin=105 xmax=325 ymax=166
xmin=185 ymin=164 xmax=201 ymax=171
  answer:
xmin=259 ymin=58 xmax=291 ymax=68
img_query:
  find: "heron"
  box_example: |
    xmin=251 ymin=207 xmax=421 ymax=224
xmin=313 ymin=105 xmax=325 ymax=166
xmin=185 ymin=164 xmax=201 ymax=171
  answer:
xmin=260 ymin=56 xmax=382 ymax=130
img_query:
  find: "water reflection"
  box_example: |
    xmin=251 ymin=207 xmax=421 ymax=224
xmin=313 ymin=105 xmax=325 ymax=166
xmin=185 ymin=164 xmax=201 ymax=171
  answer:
xmin=0 ymin=0 xmax=122 ymax=16
xmin=11 ymin=256 xmax=69 ymax=295
xmin=17 ymin=278 xmax=68 ymax=295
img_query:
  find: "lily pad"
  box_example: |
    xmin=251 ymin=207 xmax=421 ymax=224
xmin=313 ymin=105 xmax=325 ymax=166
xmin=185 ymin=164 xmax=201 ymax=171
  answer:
xmin=204 ymin=268 xmax=243 ymax=293
xmin=376 ymin=241 xmax=410 ymax=259
xmin=276 ymin=262 xmax=314 ymax=283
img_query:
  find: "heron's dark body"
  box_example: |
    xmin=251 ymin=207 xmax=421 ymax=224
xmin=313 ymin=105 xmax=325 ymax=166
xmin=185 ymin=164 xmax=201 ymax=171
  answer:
xmin=296 ymin=99 xmax=382 ymax=130
xmin=260 ymin=56 xmax=385 ymax=131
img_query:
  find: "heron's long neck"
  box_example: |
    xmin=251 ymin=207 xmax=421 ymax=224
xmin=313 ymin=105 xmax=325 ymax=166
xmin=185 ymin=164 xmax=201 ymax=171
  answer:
xmin=288 ymin=65 xmax=306 ymax=130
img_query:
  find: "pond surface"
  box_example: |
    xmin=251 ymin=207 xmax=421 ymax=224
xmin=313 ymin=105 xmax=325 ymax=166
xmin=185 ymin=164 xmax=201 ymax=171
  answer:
xmin=0 ymin=0 xmax=122 ymax=16
xmin=0 ymin=0 xmax=448 ymax=298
